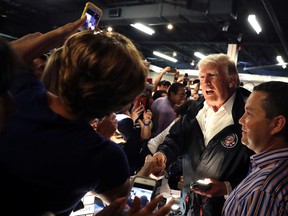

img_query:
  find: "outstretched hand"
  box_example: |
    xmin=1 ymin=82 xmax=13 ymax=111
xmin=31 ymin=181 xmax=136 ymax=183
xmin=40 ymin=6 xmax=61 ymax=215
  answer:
xmin=136 ymin=154 xmax=166 ymax=178
xmin=127 ymin=195 xmax=174 ymax=216
xmin=96 ymin=195 xmax=174 ymax=216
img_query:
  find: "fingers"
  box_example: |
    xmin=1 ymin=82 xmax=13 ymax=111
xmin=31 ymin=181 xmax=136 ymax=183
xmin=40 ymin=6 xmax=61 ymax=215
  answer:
xmin=154 ymin=197 xmax=175 ymax=216
xmin=127 ymin=196 xmax=141 ymax=215
xmin=127 ymin=195 xmax=175 ymax=216
xmin=144 ymin=195 xmax=164 ymax=212
xmin=137 ymin=105 xmax=145 ymax=113
xmin=57 ymin=16 xmax=86 ymax=39
xmin=96 ymin=196 xmax=126 ymax=216
xmin=156 ymin=155 xmax=166 ymax=166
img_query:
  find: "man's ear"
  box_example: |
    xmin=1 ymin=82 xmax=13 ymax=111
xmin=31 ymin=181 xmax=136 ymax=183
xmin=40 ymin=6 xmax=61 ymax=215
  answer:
xmin=229 ymin=80 xmax=235 ymax=88
xmin=270 ymin=115 xmax=286 ymax=135
xmin=228 ymin=76 xmax=236 ymax=89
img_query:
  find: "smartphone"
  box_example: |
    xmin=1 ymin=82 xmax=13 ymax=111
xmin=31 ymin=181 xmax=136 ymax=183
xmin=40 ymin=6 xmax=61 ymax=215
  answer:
xmin=79 ymin=2 xmax=102 ymax=31
xmin=127 ymin=176 xmax=157 ymax=208
xmin=190 ymin=179 xmax=212 ymax=192
xmin=170 ymin=67 xmax=177 ymax=73
xmin=135 ymin=95 xmax=147 ymax=109
xmin=193 ymin=79 xmax=200 ymax=84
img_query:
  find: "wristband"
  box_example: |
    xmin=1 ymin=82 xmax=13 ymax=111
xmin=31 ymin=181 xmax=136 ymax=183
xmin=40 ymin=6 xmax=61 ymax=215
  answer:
xmin=144 ymin=122 xmax=151 ymax=126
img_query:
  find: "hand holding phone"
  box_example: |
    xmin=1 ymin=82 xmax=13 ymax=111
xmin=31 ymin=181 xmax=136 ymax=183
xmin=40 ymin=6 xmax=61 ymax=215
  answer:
xmin=127 ymin=176 xmax=158 ymax=208
xmin=169 ymin=67 xmax=177 ymax=73
xmin=190 ymin=178 xmax=212 ymax=192
xmin=79 ymin=2 xmax=102 ymax=31
xmin=135 ymin=95 xmax=147 ymax=109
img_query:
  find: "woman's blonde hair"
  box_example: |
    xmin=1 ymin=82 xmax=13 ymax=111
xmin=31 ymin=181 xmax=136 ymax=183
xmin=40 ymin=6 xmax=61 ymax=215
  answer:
xmin=41 ymin=48 xmax=63 ymax=95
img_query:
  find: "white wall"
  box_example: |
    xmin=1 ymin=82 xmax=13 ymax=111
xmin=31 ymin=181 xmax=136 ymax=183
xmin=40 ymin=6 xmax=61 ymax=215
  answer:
xmin=148 ymin=64 xmax=288 ymax=92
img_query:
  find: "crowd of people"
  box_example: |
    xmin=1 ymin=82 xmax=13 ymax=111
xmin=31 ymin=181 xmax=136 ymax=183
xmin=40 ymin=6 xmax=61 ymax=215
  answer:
xmin=0 ymin=15 xmax=287 ymax=216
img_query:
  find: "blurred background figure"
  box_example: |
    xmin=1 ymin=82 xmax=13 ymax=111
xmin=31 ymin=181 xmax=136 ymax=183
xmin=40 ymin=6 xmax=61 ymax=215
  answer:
xmin=117 ymin=102 xmax=152 ymax=175
xmin=151 ymin=82 xmax=186 ymax=137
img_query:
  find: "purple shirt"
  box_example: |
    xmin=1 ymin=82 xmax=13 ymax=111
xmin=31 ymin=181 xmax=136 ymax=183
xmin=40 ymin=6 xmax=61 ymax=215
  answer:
xmin=151 ymin=96 xmax=176 ymax=137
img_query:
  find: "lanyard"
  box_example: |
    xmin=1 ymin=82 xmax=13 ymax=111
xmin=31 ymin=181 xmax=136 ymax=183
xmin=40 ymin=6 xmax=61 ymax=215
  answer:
xmin=185 ymin=192 xmax=209 ymax=216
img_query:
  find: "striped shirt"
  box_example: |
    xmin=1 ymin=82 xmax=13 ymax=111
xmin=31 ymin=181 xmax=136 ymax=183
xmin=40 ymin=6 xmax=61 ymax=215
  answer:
xmin=222 ymin=147 xmax=288 ymax=216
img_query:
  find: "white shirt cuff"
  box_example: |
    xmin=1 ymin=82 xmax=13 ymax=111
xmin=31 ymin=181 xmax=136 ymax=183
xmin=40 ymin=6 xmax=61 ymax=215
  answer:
xmin=224 ymin=181 xmax=232 ymax=199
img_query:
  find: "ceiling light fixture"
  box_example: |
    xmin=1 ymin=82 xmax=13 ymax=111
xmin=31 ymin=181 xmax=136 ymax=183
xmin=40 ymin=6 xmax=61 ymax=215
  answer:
xmin=276 ymin=56 xmax=287 ymax=69
xmin=194 ymin=52 xmax=206 ymax=59
xmin=153 ymin=51 xmax=178 ymax=62
xmin=248 ymin=15 xmax=262 ymax=34
xmin=167 ymin=23 xmax=173 ymax=30
xmin=130 ymin=23 xmax=155 ymax=35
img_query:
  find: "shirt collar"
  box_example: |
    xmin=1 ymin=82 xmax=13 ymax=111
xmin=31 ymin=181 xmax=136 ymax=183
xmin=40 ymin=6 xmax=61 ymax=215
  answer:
xmin=250 ymin=147 xmax=288 ymax=170
xmin=203 ymin=92 xmax=236 ymax=113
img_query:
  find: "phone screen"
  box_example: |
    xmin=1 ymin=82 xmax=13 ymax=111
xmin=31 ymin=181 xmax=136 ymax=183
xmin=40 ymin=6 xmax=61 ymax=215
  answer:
xmin=85 ymin=9 xmax=100 ymax=30
xmin=127 ymin=182 xmax=155 ymax=208
xmin=79 ymin=2 xmax=102 ymax=31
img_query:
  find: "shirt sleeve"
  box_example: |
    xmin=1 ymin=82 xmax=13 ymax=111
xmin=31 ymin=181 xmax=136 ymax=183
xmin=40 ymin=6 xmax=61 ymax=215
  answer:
xmin=148 ymin=120 xmax=176 ymax=154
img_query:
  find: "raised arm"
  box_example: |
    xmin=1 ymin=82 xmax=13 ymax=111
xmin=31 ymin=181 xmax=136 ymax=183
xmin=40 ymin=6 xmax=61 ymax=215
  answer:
xmin=10 ymin=17 xmax=86 ymax=66
xmin=152 ymin=66 xmax=171 ymax=92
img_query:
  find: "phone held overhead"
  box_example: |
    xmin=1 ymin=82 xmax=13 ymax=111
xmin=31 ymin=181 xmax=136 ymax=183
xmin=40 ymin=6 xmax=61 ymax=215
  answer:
xmin=79 ymin=2 xmax=102 ymax=31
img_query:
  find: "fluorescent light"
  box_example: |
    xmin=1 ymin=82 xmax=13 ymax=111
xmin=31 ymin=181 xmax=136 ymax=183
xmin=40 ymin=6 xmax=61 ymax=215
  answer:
xmin=130 ymin=23 xmax=155 ymax=35
xmin=194 ymin=52 xmax=206 ymax=59
xmin=248 ymin=15 xmax=262 ymax=34
xmin=153 ymin=51 xmax=178 ymax=62
xmin=276 ymin=55 xmax=287 ymax=69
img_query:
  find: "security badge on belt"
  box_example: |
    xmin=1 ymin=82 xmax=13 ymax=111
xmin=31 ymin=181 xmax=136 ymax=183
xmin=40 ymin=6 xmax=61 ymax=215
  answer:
xmin=220 ymin=133 xmax=238 ymax=148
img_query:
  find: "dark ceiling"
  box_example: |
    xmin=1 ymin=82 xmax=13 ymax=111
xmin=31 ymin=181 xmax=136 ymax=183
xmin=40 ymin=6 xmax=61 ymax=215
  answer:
xmin=1 ymin=0 xmax=288 ymax=77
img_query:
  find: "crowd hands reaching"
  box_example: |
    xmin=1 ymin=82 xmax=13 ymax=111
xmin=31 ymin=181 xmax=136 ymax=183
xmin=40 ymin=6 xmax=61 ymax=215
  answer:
xmin=0 ymin=16 xmax=175 ymax=216
xmin=0 ymin=16 xmax=197 ymax=216
xmin=3 ymin=14 xmax=286 ymax=216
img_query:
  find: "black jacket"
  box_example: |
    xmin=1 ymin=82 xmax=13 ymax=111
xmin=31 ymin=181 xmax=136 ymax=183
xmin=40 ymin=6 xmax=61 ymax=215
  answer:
xmin=157 ymin=88 xmax=254 ymax=216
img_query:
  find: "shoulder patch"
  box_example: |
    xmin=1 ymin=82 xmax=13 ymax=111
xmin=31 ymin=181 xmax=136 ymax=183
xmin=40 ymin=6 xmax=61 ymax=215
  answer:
xmin=221 ymin=133 xmax=238 ymax=148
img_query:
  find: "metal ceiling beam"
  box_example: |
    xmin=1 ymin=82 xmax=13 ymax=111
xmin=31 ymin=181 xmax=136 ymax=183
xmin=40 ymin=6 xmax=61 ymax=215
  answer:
xmin=260 ymin=0 xmax=288 ymax=58
xmin=100 ymin=2 xmax=235 ymax=25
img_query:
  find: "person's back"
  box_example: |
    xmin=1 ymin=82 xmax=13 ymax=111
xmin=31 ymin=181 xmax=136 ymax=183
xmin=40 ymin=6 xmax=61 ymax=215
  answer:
xmin=0 ymin=27 xmax=147 ymax=215
xmin=1 ymin=112 xmax=127 ymax=215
